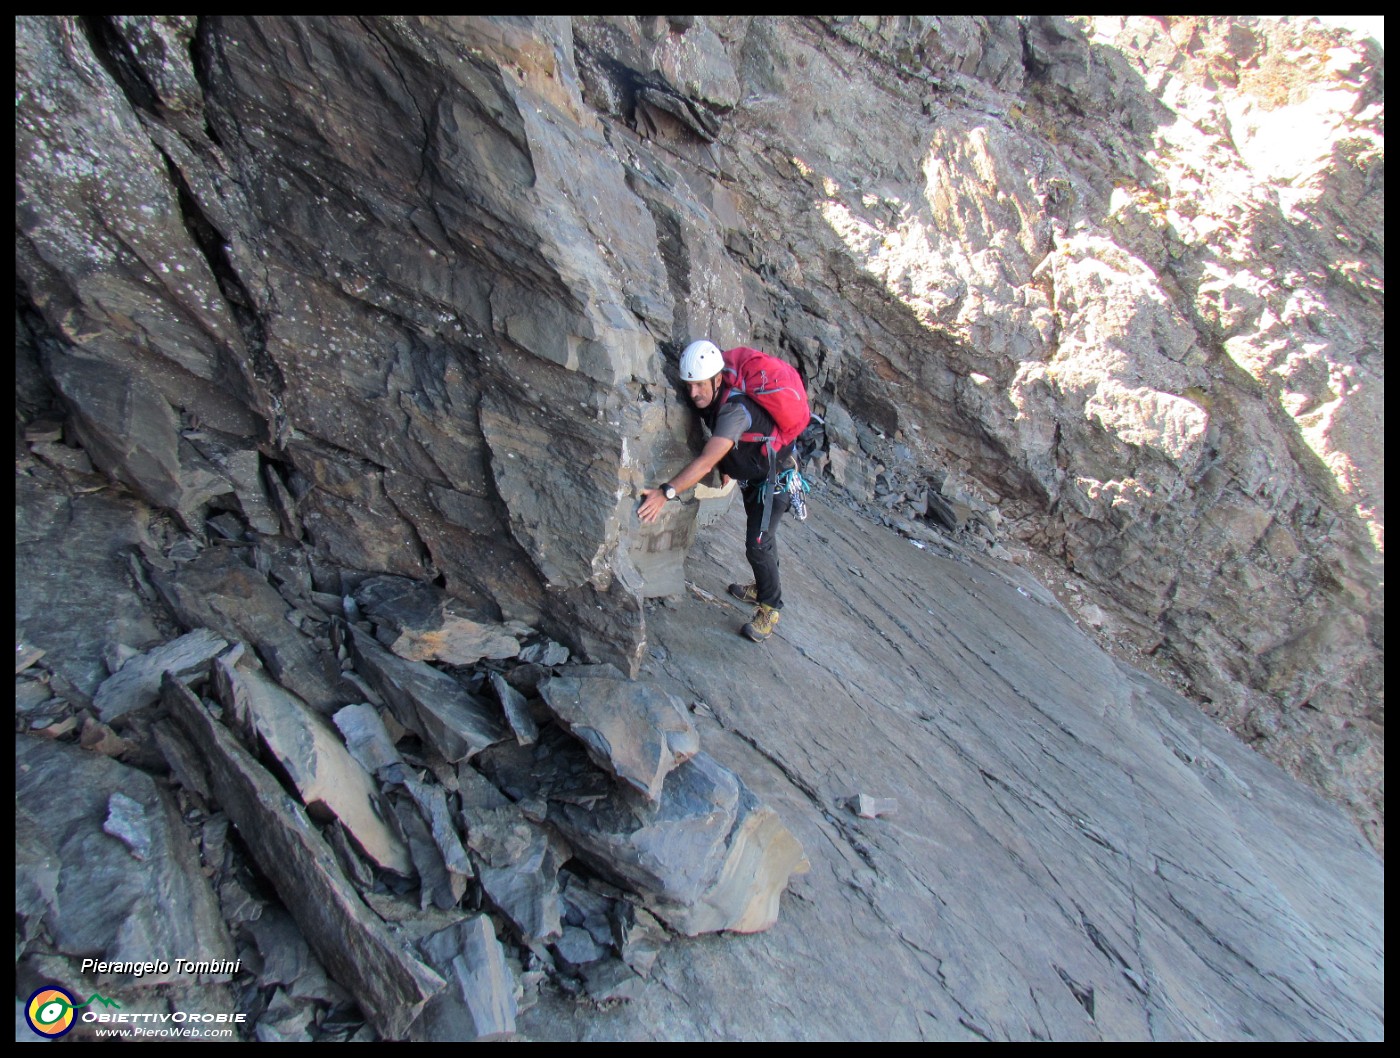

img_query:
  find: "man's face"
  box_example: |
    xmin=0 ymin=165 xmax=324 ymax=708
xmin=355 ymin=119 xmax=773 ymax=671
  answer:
xmin=688 ymin=376 xmax=720 ymax=409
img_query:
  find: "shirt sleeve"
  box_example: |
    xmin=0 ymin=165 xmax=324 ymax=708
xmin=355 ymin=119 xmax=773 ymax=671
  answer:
xmin=710 ymin=399 xmax=752 ymax=444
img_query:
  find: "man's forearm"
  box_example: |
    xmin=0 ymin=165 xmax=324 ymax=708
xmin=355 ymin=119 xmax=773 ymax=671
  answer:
xmin=666 ymin=436 xmax=733 ymax=493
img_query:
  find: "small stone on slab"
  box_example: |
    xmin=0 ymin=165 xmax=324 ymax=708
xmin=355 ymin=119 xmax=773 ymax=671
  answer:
xmin=103 ymin=791 xmax=152 ymax=860
xmin=854 ymin=794 xmax=898 ymax=819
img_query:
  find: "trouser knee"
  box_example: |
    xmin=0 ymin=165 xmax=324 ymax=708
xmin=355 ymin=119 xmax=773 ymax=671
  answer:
xmin=746 ymin=538 xmax=776 ymax=566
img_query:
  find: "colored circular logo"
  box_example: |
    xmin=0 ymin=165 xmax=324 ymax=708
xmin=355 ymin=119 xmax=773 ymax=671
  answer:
xmin=26 ymin=987 xmax=78 ymax=1037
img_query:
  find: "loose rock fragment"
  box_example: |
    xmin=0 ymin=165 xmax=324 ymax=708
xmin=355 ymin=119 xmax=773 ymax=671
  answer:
xmin=16 ymin=641 xmax=46 ymax=674
xmin=854 ymin=794 xmax=898 ymax=819
xmin=103 ymin=792 xmax=153 ymax=860
xmin=80 ymin=717 xmax=135 ymax=758
xmin=333 ymin=702 xmax=408 ymax=782
xmin=478 ymin=735 xmax=808 ymax=935
xmin=489 ymin=670 xmax=539 ymax=746
xmin=538 ymin=674 xmax=699 ymax=802
xmin=413 ymin=915 xmax=519 ymax=1041
xmin=355 ymin=575 xmax=531 ymax=666
xmin=611 ymin=903 xmax=668 ymax=977
xmin=403 ymin=776 xmax=475 ymax=883
xmin=582 ymin=959 xmax=646 ymax=1004
xmin=149 ymin=550 xmax=344 ymax=712
xmin=552 ymin=925 xmax=608 ymax=970
xmin=93 ymin=628 xmax=227 ymax=722
xmin=392 ymin=797 xmax=467 ymax=911
xmin=464 ymin=800 xmax=566 ymax=943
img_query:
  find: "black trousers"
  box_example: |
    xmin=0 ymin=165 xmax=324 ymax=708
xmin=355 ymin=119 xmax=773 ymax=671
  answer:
xmin=741 ymin=482 xmax=790 ymax=609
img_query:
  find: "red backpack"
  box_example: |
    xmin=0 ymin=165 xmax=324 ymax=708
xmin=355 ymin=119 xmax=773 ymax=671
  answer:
xmin=718 ymin=347 xmax=811 ymax=455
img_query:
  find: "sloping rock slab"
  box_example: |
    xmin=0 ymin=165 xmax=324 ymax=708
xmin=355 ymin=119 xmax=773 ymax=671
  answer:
xmin=212 ymin=653 xmax=411 ymax=875
xmin=477 ymin=734 xmax=807 ymax=935
xmin=356 ymin=575 xmax=532 ymax=665
xmin=163 ymin=676 xmax=445 ymax=1039
xmin=345 ymin=624 xmax=509 ymax=762
xmin=538 ymin=674 xmax=699 ymax=802
xmin=15 ymin=736 xmax=234 ymax=986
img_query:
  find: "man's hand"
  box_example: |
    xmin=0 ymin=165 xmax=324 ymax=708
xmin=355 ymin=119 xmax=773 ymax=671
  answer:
xmin=637 ymin=488 xmax=667 ymax=524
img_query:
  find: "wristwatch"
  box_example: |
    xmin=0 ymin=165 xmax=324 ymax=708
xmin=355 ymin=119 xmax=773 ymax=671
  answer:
xmin=662 ymin=483 xmax=677 ymax=500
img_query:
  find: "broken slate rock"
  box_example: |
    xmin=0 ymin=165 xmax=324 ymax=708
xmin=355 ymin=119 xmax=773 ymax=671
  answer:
xmin=16 ymin=641 xmax=47 ymax=674
xmin=464 ymin=801 xmax=566 ymax=943
xmin=538 ymin=674 xmax=699 ymax=802
xmin=164 ymin=675 xmax=444 ymax=1039
xmin=392 ymin=794 xmax=467 ymax=911
xmin=255 ymin=986 xmax=315 ymax=1043
xmin=345 ymin=624 xmax=509 ymax=763
xmin=611 ymin=903 xmax=668 ymax=977
xmin=403 ymin=776 xmax=475 ymax=883
xmin=355 ymin=575 xmax=531 ymax=666
xmin=562 ymin=875 xmax=616 ymax=947
xmin=518 ymin=638 xmax=571 ymax=666
xmin=93 ymin=628 xmax=227 ymax=722
xmin=246 ymin=906 xmax=322 ymax=990
xmin=149 ymin=549 xmax=345 ymax=713
xmin=552 ymin=925 xmax=608 ymax=970
xmin=214 ymin=654 xmax=411 ymax=876
xmin=478 ymin=736 xmax=807 ymax=936
xmin=489 ymin=671 xmax=539 ymax=746
xmin=582 ymin=959 xmax=646 ymax=1004
xmin=413 ymin=915 xmax=519 ymax=1041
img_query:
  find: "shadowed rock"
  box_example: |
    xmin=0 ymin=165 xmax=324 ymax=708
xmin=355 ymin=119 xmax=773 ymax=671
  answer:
xmin=478 ymin=733 xmax=808 ymax=935
xmin=413 ymin=915 xmax=519 ymax=1041
xmin=489 ymin=671 xmax=540 ymax=745
xmin=345 ymin=624 xmax=509 ymax=763
xmin=457 ymin=765 xmax=566 ymax=942
xmin=149 ymin=549 xmax=345 ymax=713
xmin=355 ymin=575 xmax=533 ymax=666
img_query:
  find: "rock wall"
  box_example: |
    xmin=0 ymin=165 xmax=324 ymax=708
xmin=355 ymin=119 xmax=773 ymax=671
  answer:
xmin=15 ymin=15 xmax=1383 ymax=847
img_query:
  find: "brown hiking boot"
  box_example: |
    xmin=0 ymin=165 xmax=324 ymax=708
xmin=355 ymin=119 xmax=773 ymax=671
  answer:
xmin=741 ymin=604 xmax=781 ymax=643
xmin=728 ymin=582 xmax=759 ymax=604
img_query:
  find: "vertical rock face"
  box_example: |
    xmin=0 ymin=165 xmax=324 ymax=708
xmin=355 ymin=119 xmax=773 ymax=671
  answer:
xmin=14 ymin=14 xmax=1383 ymax=847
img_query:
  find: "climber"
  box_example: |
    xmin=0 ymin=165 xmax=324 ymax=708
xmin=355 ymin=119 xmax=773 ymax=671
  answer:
xmin=638 ymin=339 xmax=810 ymax=643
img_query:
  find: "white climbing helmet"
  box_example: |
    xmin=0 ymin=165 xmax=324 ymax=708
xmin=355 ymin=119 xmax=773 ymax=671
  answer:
xmin=679 ymin=339 xmax=724 ymax=382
